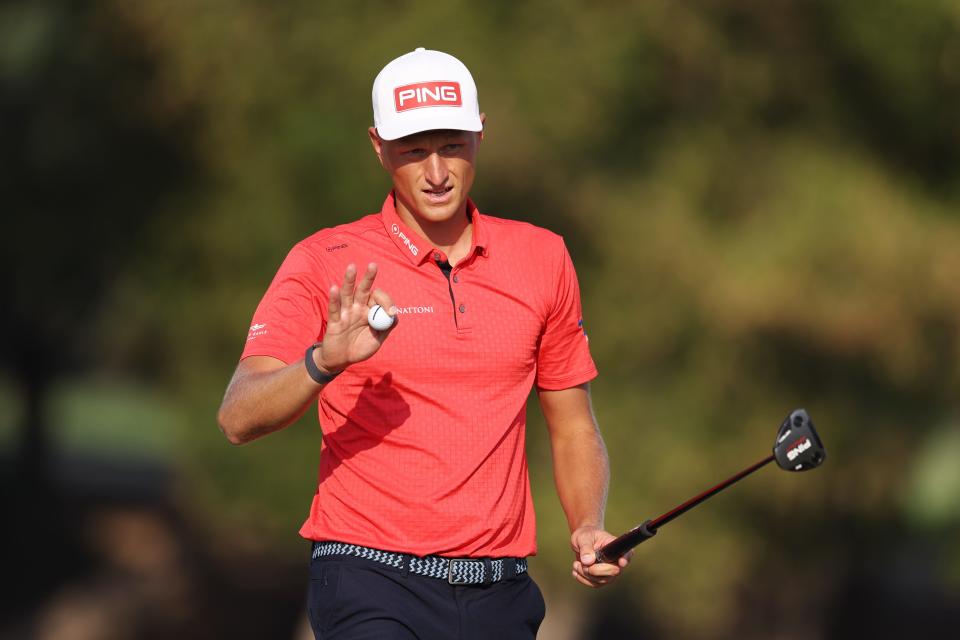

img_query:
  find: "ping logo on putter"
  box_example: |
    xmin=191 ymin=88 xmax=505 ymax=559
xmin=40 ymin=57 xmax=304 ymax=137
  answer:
xmin=774 ymin=408 xmax=826 ymax=472
xmin=786 ymin=437 xmax=811 ymax=462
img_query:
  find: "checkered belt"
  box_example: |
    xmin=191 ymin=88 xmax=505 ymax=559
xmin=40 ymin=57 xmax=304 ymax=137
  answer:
xmin=311 ymin=541 xmax=528 ymax=585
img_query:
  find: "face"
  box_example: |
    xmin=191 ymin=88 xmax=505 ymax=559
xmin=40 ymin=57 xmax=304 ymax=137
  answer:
xmin=369 ymin=120 xmax=484 ymax=230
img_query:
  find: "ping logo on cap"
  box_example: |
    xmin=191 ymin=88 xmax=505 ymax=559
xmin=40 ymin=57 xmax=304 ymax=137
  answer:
xmin=394 ymin=81 xmax=462 ymax=112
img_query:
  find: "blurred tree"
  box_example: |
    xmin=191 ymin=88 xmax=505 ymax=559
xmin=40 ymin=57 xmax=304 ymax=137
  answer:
xmin=0 ymin=0 xmax=200 ymax=618
xmin=0 ymin=0 xmax=198 ymax=483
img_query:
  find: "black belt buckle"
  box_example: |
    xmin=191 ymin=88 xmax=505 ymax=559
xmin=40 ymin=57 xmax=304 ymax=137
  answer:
xmin=447 ymin=558 xmax=483 ymax=585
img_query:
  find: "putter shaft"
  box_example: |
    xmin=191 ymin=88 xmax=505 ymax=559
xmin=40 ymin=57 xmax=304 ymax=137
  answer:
xmin=596 ymin=454 xmax=775 ymax=563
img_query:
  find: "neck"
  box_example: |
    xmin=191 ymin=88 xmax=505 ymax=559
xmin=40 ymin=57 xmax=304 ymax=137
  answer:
xmin=395 ymin=195 xmax=474 ymax=265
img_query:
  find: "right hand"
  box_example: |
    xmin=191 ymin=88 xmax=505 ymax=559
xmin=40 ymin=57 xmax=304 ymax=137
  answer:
xmin=570 ymin=525 xmax=632 ymax=589
xmin=314 ymin=262 xmax=396 ymax=374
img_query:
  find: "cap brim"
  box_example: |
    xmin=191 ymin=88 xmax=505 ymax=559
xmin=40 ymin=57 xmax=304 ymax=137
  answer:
xmin=376 ymin=111 xmax=483 ymax=141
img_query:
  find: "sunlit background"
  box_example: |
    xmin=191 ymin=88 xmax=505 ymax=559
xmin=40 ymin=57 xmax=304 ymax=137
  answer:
xmin=3 ymin=1 xmax=960 ymax=638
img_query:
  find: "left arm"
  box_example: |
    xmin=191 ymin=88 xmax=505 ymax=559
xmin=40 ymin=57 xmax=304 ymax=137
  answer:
xmin=539 ymin=383 xmax=630 ymax=588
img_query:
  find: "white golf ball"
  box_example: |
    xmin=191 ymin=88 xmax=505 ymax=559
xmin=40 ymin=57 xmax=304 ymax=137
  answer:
xmin=367 ymin=304 xmax=395 ymax=331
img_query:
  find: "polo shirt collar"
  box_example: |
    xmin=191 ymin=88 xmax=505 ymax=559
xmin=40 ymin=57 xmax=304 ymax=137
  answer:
xmin=379 ymin=191 xmax=489 ymax=265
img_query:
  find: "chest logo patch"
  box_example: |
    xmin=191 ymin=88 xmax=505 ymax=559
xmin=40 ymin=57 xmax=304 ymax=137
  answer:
xmin=397 ymin=305 xmax=433 ymax=315
xmin=396 ymin=306 xmax=434 ymax=315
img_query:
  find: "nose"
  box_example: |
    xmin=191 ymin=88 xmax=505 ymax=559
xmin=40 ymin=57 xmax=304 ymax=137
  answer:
xmin=423 ymin=152 xmax=448 ymax=187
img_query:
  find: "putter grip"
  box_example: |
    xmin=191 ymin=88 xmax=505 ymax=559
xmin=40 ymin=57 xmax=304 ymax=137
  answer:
xmin=595 ymin=520 xmax=657 ymax=564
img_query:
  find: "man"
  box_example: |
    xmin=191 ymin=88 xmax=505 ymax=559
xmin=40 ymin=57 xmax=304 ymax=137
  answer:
xmin=218 ymin=48 xmax=629 ymax=639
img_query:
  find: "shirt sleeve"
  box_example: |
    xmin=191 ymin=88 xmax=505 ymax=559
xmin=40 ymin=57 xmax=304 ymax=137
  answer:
xmin=240 ymin=242 xmax=330 ymax=365
xmin=535 ymin=238 xmax=598 ymax=390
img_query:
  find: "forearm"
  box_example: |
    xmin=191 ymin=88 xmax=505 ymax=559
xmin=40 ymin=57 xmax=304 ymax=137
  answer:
xmin=540 ymin=384 xmax=610 ymax=532
xmin=556 ymin=420 xmax=627 ymax=588
xmin=551 ymin=421 xmax=610 ymax=531
xmin=217 ymin=354 xmax=326 ymax=444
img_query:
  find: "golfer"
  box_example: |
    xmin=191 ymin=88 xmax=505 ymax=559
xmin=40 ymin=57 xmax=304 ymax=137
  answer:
xmin=218 ymin=48 xmax=629 ymax=639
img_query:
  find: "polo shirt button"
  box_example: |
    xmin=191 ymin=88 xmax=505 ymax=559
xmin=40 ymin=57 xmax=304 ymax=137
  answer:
xmin=452 ymin=274 xmax=459 ymax=283
xmin=433 ymin=252 xmax=441 ymax=261
xmin=458 ymin=304 xmax=466 ymax=313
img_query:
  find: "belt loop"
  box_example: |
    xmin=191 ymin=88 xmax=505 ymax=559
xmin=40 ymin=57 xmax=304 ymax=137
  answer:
xmin=482 ymin=558 xmax=493 ymax=586
xmin=504 ymin=557 xmax=517 ymax=580
xmin=399 ymin=553 xmax=410 ymax=578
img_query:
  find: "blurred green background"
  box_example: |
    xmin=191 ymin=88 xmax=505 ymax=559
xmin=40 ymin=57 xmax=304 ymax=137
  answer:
xmin=2 ymin=0 xmax=960 ymax=638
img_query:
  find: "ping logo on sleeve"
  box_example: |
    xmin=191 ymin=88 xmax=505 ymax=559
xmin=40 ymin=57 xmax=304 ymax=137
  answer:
xmin=394 ymin=81 xmax=462 ymax=112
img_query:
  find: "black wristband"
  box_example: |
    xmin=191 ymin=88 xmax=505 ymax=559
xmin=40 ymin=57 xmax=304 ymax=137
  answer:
xmin=304 ymin=343 xmax=341 ymax=385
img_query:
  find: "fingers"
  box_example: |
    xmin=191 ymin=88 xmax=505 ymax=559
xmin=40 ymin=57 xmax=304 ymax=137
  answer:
xmin=341 ymin=264 xmax=358 ymax=308
xmin=575 ymin=559 xmax=621 ymax=578
xmin=330 ymin=262 xmax=396 ymax=335
xmin=572 ymin=560 xmax=620 ymax=588
xmin=572 ymin=571 xmax=599 ymax=589
xmin=354 ymin=263 xmax=378 ymax=307
xmin=573 ymin=542 xmax=620 ymax=586
xmin=370 ymin=288 xmax=396 ymax=316
xmin=327 ymin=285 xmax=341 ymax=323
xmin=574 ymin=558 xmax=621 ymax=585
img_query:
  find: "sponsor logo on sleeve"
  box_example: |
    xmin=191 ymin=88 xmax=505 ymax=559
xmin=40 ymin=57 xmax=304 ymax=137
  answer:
xmin=578 ymin=318 xmax=588 ymax=341
xmin=394 ymin=81 xmax=462 ymax=112
xmin=247 ymin=323 xmax=267 ymax=341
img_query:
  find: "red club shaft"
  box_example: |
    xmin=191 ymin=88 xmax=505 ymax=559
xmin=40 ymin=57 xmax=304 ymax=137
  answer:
xmin=596 ymin=454 xmax=775 ymax=563
xmin=649 ymin=454 xmax=774 ymax=529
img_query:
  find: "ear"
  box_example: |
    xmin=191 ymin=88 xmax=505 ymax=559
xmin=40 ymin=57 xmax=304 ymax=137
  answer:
xmin=478 ymin=113 xmax=486 ymax=142
xmin=368 ymin=127 xmax=387 ymax=168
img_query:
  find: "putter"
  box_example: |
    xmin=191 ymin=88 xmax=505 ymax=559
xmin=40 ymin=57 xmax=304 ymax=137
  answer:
xmin=595 ymin=408 xmax=825 ymax=563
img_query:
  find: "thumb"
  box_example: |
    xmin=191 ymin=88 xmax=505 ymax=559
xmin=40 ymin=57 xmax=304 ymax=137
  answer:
xmin=575 ymin=530 xmax=599 ymax=565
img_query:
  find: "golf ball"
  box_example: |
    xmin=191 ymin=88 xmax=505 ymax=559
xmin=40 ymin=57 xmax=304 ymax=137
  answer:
xmin=367 ymin=304 xmax=395 ymax=331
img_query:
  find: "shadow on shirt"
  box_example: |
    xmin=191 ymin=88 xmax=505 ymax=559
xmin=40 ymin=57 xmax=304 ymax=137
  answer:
xmin=317 ymin=372 xmax=411 ymax=481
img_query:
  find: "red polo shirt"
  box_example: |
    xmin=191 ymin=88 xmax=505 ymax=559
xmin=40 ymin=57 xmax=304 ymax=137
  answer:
xmin=241 ymin=192 xmax=597 ymax=557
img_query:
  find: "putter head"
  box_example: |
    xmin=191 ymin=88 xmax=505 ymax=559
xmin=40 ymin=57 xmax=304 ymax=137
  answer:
xmin=773 ymin=409 xmax=826 ymax=471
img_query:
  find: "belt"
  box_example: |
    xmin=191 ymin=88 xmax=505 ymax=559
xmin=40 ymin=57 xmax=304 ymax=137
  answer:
xmin=311 ymin=541 xmax=528 ymax=585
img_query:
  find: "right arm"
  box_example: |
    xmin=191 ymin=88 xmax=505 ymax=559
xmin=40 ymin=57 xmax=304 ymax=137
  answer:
xmin=217 ymin=262 xmax=396 ymax=445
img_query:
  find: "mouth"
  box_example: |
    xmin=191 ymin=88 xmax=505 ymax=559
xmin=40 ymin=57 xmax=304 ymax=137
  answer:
xmin=422 ymin=185 xmax=454 ymax=205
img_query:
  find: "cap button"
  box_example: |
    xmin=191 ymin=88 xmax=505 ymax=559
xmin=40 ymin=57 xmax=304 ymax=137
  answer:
xmin=415 ymin=47 xmax=425 ymax=52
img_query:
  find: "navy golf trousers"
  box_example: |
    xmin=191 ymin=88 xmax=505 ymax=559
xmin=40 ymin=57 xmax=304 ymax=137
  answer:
xmin=307 ymin=551 xmax=545 ymax=639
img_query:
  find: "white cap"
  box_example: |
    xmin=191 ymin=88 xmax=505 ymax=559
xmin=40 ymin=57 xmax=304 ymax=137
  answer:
xmin=372 ymin=48 xmax=482 ymax=141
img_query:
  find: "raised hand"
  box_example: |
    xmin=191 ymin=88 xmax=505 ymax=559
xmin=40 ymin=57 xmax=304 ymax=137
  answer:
xmin=313 ymin=263 xmax=397 ymax=375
